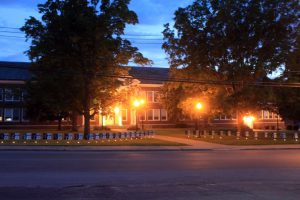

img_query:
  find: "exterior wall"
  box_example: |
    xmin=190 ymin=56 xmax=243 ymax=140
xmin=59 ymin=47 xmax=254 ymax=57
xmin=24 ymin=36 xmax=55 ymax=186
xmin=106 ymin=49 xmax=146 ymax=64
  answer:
xmin=0 ymin=74 xmax=286 ymax=130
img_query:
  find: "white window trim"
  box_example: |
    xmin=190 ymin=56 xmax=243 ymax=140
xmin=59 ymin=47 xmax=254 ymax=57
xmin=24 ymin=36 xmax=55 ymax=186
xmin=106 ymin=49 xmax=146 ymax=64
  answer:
xmin=147 ymin=109 xmax=154 ymax=121
xmin=153 ymin=109 xmax=160 ymax=121
xmin=4 ymin=108 xmax=20 ymax=122
xmin=4 ymin=88 xmax=20 ymax=102
xmin=161 ymin=109 xmax=168 ymax=121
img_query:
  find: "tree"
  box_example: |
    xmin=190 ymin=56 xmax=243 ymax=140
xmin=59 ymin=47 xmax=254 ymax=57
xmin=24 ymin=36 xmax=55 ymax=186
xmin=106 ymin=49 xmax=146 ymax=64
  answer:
xmin=22 ymin=0 xmax=151 ymax=136
xmin=25 ymin=71 xmax=75 ymax=131
xmin=162 ymin=0 xmax=299 ymax=131
xmin=276 ymin=31 xmax=300 ymax=129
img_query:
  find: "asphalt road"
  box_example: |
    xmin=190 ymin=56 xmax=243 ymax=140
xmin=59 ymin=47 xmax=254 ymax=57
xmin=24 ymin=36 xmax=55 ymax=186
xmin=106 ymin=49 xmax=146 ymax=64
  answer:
xmin=0 ymin=150 xmax=300 ymax=200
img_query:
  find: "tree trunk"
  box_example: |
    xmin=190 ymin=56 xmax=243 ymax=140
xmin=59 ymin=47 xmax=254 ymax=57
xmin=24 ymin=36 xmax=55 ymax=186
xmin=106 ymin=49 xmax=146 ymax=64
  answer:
xmin=236 ymin=110 xmax=244 ymax=133
xmin=84 ymin=111 xmax=90 ymax=139
xmin=58 ymin=118 xmax=62 ymax=131
xmin=71 ymin=112 xmax=78 ymax=131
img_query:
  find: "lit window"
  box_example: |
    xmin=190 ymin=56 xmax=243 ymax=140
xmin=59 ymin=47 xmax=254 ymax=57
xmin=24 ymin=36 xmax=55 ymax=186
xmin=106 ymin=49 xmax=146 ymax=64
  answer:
xmin=153 ymin=109 xmax=160 ymax=121
xmin=161 ymin=109 xmax=168 ymax=121
xmin=0 ymin=108 xmax=3 ymax=121
xmin=4 ymin=108 xmax=20 ymax=122
xmin=263 ymin=110 xmax=269 ymax=119
xmin=147 ymin=109 xmax=153 ymax=121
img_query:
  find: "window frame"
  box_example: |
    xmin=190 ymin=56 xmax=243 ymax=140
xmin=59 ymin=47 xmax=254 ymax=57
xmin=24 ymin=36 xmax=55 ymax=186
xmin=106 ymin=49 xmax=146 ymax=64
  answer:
xmin=153 ymin=109 xmax=160 ymax=121
xmin=161 ymin=109 xmax=168 ymax=121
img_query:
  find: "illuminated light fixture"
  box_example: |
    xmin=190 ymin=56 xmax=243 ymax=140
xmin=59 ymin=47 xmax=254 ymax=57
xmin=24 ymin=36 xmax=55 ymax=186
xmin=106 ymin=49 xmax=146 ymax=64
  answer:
xmin=114 ymin=107 xmax=120 ymax=114
xmin=196 ymin=102 xmax=203 ymax=110
xmin=243 ymin=115 xmax=255 ymax=129
xmin=133 ymin=99 xmax=145 ymax=107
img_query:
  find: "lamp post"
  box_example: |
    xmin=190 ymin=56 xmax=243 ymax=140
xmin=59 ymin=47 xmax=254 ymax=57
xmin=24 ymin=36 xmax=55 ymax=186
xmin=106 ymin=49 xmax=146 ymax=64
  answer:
xmin=195 ymin=102 xmax=203 ymax=130
xmin=133 ymin=99 xmax=145 ymax=131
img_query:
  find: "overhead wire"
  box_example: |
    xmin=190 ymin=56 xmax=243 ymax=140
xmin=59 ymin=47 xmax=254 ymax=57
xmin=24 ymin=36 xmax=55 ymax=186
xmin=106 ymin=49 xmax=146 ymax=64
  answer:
xmin=0 ymin=65 xmax=299 ymax=88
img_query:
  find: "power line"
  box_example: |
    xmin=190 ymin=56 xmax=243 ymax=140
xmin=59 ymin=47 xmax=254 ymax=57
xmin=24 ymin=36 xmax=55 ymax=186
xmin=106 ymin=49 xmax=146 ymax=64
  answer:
xmin=0 ymin=26 xmax=20 ymax=30
xmin=0 ymin=30 xmax=24 ymax=34
xmin=0 ymin=34 xmax=25 ymax=39
xmin=0 ymin=65 xmax=299 ymax=88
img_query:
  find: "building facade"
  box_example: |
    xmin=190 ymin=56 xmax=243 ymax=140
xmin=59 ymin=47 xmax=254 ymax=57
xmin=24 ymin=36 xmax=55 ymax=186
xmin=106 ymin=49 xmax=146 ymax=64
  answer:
xmin=0 ymin=61 xmax=285 ymax=130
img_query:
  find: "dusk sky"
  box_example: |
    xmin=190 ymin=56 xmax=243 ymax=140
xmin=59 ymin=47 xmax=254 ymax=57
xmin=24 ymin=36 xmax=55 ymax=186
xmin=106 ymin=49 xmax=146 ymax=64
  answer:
xmin=0 ymin=0 xmax=194 ymax=67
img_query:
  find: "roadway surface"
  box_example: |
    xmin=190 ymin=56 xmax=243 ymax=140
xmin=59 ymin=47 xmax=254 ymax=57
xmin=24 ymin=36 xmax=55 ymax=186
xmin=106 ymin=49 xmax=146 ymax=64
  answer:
xmin=0 ymin=150 xmax=300 ymax=200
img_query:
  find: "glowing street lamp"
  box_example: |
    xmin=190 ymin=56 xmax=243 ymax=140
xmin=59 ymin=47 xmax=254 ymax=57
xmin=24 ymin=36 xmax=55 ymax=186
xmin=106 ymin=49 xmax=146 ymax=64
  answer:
xmin=133 ymin=99 xmax=145 ymax=130
xmin=243 ymin=115 xmax=255 ymax=129
xmin=195 ymin=102 xmax=203 ymax=130
xmin=196 ymin=102 xmax=203 ymax=110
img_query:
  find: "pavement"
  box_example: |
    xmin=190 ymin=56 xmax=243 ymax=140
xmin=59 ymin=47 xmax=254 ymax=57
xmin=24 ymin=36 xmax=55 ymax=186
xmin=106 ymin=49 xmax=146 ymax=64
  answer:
xmin=1 ymin=150 xmax=300 ymax=200
xmin=1 ymin=135 xmax=300 ymax=151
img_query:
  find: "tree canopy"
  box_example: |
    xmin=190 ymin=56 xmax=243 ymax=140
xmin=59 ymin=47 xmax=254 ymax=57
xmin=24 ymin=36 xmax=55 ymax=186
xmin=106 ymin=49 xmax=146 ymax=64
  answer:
xmin=22 ymin=0 xmax=151 ymax=135
xmin=162 ymin=0 xmax=299 ymax=130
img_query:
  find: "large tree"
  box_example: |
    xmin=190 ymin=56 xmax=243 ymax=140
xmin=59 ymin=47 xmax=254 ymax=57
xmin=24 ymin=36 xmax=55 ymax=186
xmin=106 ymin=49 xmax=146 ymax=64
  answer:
xmin=162 ymin=0 xmax=299 ymax=131
xmin=22 ymin=0 xmax=151 ymax=136
xmin=276 ymin=31 xmax=300 ymax=129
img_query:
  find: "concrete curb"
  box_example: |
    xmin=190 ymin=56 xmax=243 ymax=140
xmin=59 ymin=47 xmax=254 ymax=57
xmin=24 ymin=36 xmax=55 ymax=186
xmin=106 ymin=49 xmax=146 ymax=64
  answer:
xmin=1 ymin=146 xmax=300 ymax=152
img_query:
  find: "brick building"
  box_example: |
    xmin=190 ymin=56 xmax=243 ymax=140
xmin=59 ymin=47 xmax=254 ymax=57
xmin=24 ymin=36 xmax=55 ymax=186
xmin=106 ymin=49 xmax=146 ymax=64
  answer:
xmin=0 ymin=61 xmax=285 ymax=130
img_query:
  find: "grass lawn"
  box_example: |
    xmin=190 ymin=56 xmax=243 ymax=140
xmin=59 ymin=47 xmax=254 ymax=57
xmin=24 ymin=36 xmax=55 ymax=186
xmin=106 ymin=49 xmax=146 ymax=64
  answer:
xmin=155 ymin=129 xmax=300 ymax=146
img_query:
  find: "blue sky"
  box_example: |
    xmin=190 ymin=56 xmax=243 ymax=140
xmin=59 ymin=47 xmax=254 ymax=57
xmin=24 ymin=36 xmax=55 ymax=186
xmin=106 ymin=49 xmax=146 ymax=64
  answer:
xmin=0 ymin=0 xmax=194 ymax=67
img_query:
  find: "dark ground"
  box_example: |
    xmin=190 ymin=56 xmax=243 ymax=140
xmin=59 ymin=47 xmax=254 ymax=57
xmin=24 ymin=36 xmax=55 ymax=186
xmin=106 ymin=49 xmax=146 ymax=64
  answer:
xmin=0 ymin=150 xmax=300 ymax=200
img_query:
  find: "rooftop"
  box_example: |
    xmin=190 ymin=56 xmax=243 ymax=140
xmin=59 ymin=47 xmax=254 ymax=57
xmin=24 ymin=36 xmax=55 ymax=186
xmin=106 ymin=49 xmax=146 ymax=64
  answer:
xmin=0 ymin=61 xmax=169 ymax=84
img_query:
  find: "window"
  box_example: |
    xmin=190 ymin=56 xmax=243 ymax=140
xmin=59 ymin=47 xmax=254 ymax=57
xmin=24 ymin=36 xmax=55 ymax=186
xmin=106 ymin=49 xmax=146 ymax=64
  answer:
xmin=22 ymin=90 xmax=28 ymax=101
xmin=161 ymin=109 xmax=168 ymax=121
xmin=154 ymin=92 xmax=159 ymax=103
xmin=121 ymin=109 xmax=127 ymax=121
xmin=0 ymin=88 xmax=3 ymax=101
xmin=263 ymin=110 xmax=270 ymax=119
xmin=147 ymin=109 xmax=153 ymax=121
xmin=153 ymin=109 xmax=160 ymax=121
xmin=5 ymin=89 xmax=13 ymax=101
xmin=139 ymin=110 xmax=146 ymax=121
xmin=22 ymin=108 xmax=29 ymax=121
xmin=5 ymin=88 xmax=20 ymax=102
xmin=220 ymin=115 xmax=226 ymax=120
xmin=0 ymin=108 xmax=3 ymax=122
xmin=147 ymin=91 xmax=154 ymax=102
xmin=4 ymin=108 xmax=20 ymax=122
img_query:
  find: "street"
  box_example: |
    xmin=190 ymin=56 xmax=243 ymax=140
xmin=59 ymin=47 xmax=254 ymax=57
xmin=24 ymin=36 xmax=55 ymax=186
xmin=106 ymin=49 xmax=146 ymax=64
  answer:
xmin=0 ymin=150 xmax=300 ymax=200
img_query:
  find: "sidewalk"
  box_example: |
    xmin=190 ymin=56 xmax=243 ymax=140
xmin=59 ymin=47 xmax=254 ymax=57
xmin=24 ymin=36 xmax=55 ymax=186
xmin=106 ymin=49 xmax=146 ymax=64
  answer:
xmin=1 ymin=135 xmax=300 ymax=151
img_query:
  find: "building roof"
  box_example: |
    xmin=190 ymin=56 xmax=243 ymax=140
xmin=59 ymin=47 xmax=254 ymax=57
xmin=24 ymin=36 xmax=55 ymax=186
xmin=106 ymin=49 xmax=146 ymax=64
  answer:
xmin=0 ymin=61 xmax=169 ymax=84
xmin=128 ymin=66 xmax=169 ymax=84
xmin=0 ymin=61 xmax=31 ymax=81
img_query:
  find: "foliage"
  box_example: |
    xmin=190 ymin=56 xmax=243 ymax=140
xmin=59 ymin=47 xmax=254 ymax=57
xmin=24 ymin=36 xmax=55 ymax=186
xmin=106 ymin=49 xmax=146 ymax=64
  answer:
xmin=22 ymin=0 xmax=151 ymax=135
xmin=276 ymin=34 xmax=300 ymax=126
xmin=162 ymin=0 xmax=299 ymax=130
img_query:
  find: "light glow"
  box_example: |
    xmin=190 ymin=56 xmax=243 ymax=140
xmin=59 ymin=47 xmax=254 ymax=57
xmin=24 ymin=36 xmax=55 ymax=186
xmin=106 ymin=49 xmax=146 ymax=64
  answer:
xmin=243 ymin=115 xmax=255 ymax=129
xmin=196 ymin=102 xmax=203 ymax=110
